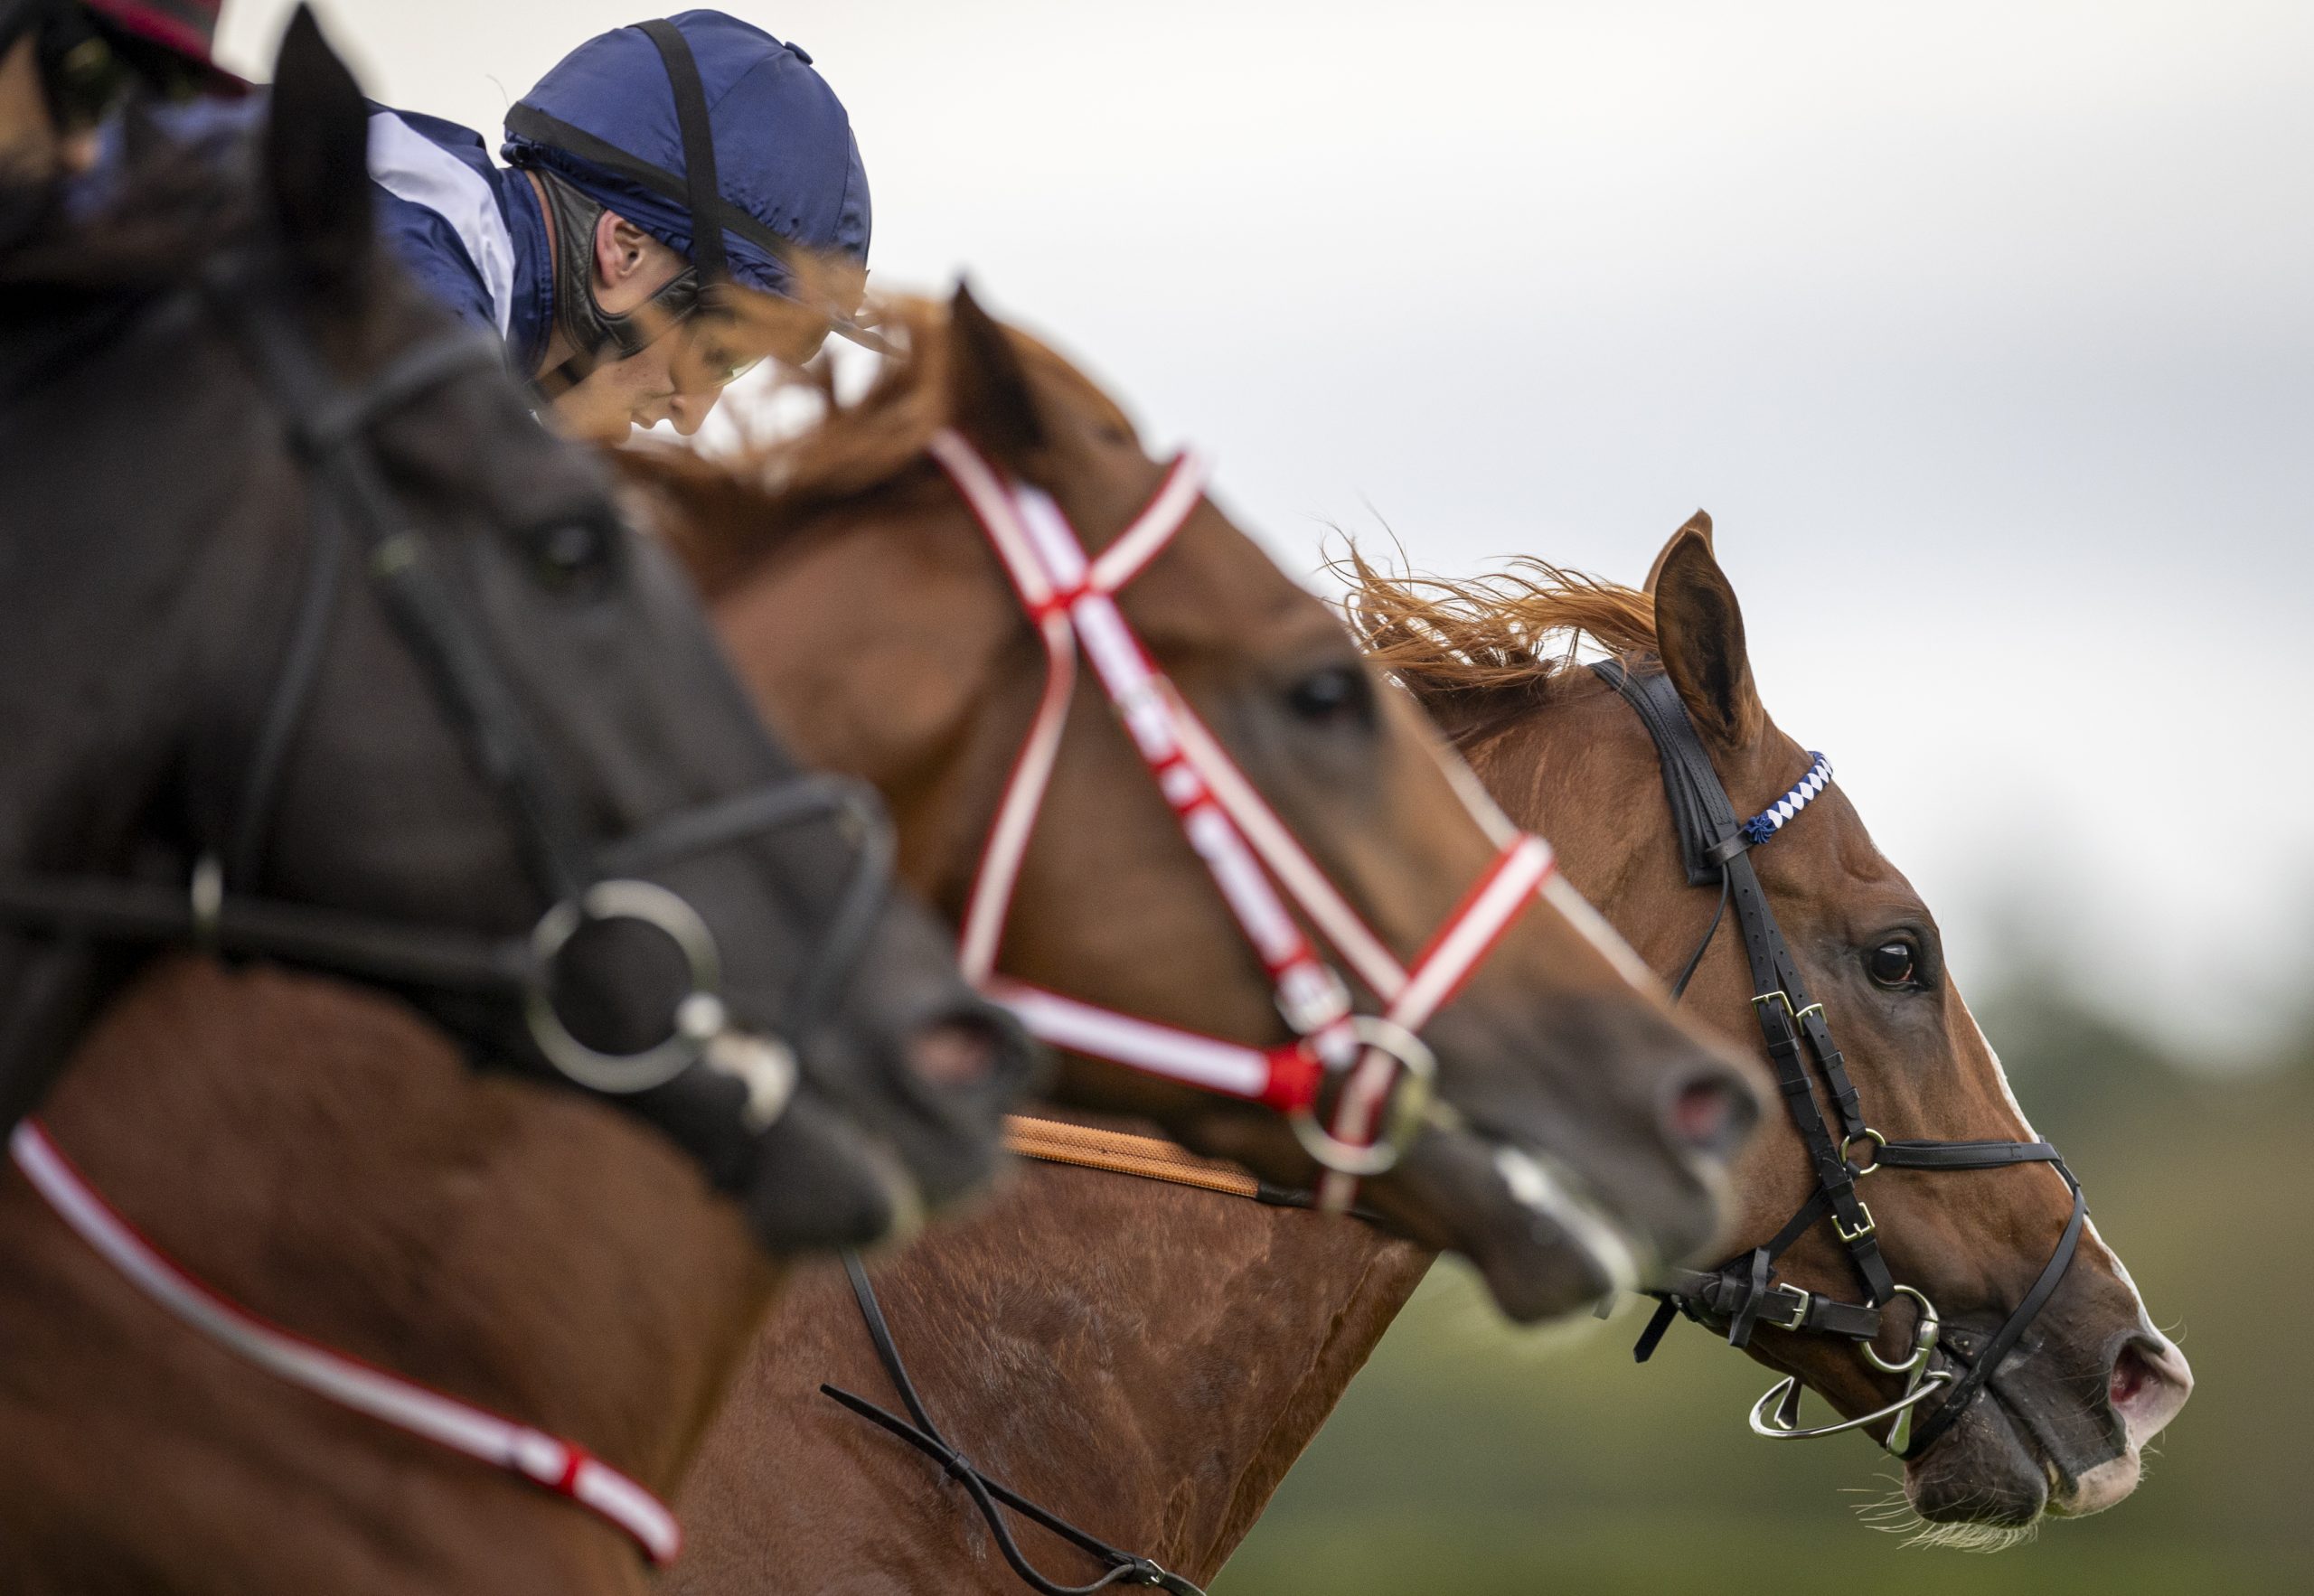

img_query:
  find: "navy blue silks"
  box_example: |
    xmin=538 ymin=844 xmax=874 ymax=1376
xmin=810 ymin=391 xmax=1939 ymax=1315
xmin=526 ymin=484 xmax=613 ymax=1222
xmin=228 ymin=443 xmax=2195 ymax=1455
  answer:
xmin=364 ymin=10 xmax=868 ymax=356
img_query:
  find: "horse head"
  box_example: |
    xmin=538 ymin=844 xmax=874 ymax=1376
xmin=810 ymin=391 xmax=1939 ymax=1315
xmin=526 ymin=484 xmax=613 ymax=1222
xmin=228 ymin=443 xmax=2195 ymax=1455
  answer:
xmin=0 ymin=7 xmax=1033 ymax=1253
xmin=627 ymin=286 xmax=1769 ymax=1323
xmin=1369 ymin=521 xmax=2191 ymax=1533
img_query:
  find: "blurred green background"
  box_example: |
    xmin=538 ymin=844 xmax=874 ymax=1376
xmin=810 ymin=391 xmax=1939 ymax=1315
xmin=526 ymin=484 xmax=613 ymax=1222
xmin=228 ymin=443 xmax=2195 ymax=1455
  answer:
xmin=1217 ymin=963 xmax=2312 ymax=1595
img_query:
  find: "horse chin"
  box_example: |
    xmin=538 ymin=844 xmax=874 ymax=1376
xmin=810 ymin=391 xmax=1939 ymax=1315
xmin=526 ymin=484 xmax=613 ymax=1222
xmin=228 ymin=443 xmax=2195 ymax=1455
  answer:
xmin=1897 ymin=1378 xmax=2140 ymax=1541
xmin=1379 ymin=1127 xmax=1641 ymax=1324
xmin=1897 ymin=1394 xmax=2052 ymax=1541
xmin=1463 ymin=1209 xmax=1620 ymax=1327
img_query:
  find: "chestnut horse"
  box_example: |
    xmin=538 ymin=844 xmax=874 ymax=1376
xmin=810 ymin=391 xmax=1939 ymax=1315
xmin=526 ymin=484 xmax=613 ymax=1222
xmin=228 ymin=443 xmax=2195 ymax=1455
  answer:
xmin=659 ymin=526 xmax=2190 ymax=1591
xmin=626 ymin=286 xmax=1760 ymax=1320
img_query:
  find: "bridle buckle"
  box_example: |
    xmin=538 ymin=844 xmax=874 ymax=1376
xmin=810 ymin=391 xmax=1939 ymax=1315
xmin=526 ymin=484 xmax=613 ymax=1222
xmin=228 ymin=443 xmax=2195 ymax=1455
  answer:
xmin=1763 ymin=1281 xmax=1813 ymax=1331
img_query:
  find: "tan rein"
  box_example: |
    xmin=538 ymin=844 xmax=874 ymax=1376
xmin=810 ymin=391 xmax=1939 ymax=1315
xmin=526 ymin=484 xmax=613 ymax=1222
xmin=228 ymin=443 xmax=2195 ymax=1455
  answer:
xmin=1003 ymin=1115 xmax=1268 ymax=1203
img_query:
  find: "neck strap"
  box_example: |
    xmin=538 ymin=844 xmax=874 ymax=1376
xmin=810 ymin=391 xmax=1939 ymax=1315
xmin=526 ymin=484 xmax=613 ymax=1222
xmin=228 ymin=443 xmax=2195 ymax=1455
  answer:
xmin=9 ymin=1119 xmax=681 ymax=1563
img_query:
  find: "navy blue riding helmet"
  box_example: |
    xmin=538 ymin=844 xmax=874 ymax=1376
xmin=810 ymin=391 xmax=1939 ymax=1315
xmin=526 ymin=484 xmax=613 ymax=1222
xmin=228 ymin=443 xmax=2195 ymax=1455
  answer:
xmin=363 ymin=10 xmax=870 ymax=399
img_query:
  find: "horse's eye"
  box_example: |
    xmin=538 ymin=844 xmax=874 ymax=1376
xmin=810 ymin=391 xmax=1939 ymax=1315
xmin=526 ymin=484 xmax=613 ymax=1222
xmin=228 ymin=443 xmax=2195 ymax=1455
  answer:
xmin=1865 ymin=940 xmax=1919 ymax=990
xmin=533 ymin=518 xmax=616 ymax=589
xmin=1284 ymin=664 xmax=1374 ymax=728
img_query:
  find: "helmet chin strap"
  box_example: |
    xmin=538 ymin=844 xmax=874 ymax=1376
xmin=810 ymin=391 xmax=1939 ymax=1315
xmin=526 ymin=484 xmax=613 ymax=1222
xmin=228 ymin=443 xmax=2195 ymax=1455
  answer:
xmin=528 ymin=171 xmax=703 ymax=403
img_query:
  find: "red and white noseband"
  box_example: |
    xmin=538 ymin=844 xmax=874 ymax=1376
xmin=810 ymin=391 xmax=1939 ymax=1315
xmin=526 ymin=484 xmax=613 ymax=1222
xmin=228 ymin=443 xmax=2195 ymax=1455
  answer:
xmin=928 ymin=430 xmax=1559 ymax=1208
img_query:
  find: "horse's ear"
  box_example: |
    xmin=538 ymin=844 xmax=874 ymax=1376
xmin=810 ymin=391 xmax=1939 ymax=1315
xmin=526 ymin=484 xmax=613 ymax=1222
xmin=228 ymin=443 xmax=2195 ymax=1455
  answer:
xmin=1643 ymin=510 xmax=1712 ymax=595
xmin=264 ymin=5 xmax=372 ymax=287
xmin=946 ymin=280 xmax=1043 ymax=465
xmin=1651 ymin=522 xmax=1764 ymax=751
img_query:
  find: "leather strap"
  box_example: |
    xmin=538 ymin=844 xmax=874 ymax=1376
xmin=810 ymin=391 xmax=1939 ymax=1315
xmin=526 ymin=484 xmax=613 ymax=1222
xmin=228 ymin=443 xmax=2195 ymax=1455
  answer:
xmin=635 ymin=20 xmax=727 ymax=285
xmin=1593 ymin=661 xmax=1891 ymax=1309
xmin=0 ymin=873 xmax=525 ymax=993
xmin=1005 ymin=1117 xmax=1262 ymax=1202
xmin=823 ymin=1252 xmax=1205 ymax=1595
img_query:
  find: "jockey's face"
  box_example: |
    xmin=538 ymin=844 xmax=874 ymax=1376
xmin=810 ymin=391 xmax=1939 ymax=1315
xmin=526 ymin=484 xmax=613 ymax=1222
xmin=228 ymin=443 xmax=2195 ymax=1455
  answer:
xmin=0 ymin=36 xmax=100 ymax=180
xmin=546 ymin=211 xmax=832 ymax=445
xmin=549 ymin=328 xmax=722 ymax=444
xmin=544 ymin=218 xmax=708 ymax=443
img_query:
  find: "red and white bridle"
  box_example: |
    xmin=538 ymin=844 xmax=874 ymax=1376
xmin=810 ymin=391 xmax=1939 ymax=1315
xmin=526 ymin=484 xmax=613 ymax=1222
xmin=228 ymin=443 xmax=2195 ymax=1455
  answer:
xmin=929 ymin=429 xmax=1560 ymax=1208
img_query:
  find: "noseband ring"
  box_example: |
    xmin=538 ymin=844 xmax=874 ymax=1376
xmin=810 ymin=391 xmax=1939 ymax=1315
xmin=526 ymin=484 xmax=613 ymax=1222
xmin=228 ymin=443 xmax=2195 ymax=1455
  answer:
xmin=1840 ymin=1126 xmax=1888 ymax=1175
xmin=1287 ymin=1017 xmax=1437 ymax=1178
xmin=524 ymin=879 xmax=724 ymax=1094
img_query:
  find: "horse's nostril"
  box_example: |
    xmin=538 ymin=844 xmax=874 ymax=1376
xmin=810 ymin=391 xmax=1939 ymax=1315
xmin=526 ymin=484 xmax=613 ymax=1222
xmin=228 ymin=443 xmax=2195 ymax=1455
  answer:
xmin=2109 ymin=1344 xmax=2154 ymax=1411
xmin=906 ymin=1017 xmax=999 ymax=1090
xmin=1664 ymin=1066 xmax=1759 ymax=1159
xmin=2103 ymin=1335 xmax=2192 ymax=1444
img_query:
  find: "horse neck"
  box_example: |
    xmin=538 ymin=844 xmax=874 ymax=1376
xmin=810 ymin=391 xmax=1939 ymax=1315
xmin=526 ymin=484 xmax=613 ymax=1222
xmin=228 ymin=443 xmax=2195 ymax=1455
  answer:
xmin=8 ymin=957 xmax=776 ymax=1588
xmin=682 ymin=1150 xmax=1428 ymax=1591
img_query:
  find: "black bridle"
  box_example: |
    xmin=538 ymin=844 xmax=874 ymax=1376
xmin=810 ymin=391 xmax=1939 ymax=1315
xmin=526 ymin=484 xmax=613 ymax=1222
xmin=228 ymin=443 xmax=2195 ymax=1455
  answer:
xmin=0 ymin=254 xmax=894 ymax=1163
xmin=1593 ymin=659 xmax=2085 ymax=1460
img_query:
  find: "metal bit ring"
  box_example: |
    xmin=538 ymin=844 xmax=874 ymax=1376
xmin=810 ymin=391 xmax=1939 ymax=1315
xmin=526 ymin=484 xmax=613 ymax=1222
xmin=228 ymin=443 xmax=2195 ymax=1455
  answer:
xmin=1288 ymin=1016 xmax=1437 ymax=1178
xmin=526 ymin=878 xmax=723 ymax=1094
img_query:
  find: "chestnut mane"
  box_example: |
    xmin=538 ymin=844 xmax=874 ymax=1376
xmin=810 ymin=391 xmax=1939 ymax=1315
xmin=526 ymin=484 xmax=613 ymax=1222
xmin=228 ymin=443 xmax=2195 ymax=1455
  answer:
xmin=1339 ymin=546 xmax=1660 ymax=716
xmin=633 ymin=294 xmax=1138 ymax=596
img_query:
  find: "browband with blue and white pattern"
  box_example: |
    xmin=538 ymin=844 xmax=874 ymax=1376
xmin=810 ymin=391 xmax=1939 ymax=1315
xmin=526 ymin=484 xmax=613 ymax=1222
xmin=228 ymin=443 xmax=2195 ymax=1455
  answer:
xmin=1738 ymin=753 xmax=1833 ymax=847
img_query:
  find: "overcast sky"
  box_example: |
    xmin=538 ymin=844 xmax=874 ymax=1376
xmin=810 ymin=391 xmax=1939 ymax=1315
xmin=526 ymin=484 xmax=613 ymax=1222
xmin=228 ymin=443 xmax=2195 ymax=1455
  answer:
xmin=219 ymin=2 xmax=2314 ymax=1061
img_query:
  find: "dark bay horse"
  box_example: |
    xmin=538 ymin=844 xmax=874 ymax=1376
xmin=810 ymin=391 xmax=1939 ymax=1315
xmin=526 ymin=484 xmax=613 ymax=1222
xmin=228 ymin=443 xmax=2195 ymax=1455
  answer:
xmin=658 ymin=526 xmax=2189 ymax=1591
xmin=0 ymin=14 xmax=1029 ymax=1591
xmin=624 ymin=287 xmax=1762 ymax=1323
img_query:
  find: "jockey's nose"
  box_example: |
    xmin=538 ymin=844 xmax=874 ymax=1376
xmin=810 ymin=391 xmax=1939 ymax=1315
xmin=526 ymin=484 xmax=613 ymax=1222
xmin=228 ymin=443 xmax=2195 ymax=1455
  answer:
xmin=663 ymin=386 xmax=724 ymax=437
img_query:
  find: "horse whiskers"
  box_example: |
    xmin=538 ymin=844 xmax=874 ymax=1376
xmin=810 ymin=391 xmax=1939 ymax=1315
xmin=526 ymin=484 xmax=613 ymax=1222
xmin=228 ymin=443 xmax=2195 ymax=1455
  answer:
xmin=1846 ymin=1473 xmax=2045 ymax=1553
xmin=1905 ymin=1516 xmax=2043 ymax=1554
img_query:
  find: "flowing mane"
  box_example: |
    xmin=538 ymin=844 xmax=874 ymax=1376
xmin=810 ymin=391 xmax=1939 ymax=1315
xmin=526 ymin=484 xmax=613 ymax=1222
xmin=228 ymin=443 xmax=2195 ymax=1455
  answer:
xmin=627 ymin=293 xmax=1139 ymax=596
xmin=1340 ymin=546 xmax=1660 ymax=715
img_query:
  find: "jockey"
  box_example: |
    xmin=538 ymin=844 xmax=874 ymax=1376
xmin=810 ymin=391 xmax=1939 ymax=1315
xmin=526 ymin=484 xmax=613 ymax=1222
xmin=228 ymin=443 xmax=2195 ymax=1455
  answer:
xmin=0 ymin=0 xmax=241 ymax=178
xmin=368 ymin=9 xmax=870 ymax=443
